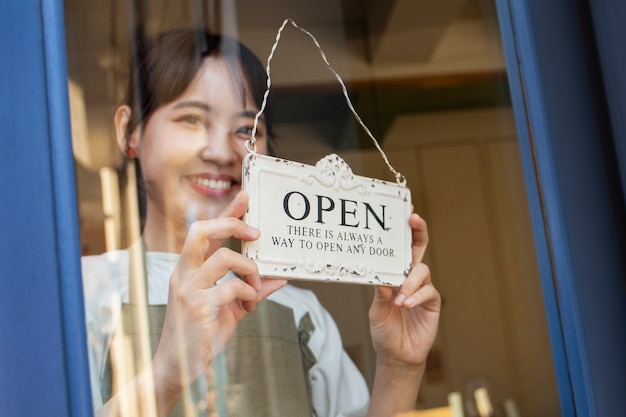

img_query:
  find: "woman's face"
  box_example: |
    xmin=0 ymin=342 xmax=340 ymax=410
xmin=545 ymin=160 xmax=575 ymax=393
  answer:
xmin=134 ymin=56 xmax=268 ymax=226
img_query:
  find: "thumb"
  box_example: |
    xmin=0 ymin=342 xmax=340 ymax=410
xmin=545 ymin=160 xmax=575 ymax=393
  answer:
xmin=369 ymin=286 xmax=394 ymax=319
xmin=373 ymin=286 xmax=394 ymax=303
xmin=219 ymin=191 xmax=249 ymax=220
xmin=368 ymin=287 xmax=393 ymax=326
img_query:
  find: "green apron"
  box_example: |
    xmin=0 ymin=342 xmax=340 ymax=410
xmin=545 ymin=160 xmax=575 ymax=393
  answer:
xmin=102 ymin=265 xmax=315 ymax=416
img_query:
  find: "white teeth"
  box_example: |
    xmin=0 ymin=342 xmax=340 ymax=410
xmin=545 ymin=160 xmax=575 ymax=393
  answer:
xmin=191 ymin=177 xmax=232 ymax=190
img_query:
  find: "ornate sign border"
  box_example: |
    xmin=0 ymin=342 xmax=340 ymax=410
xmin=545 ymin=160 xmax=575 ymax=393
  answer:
xmin=242 ymin=153 xmax=412 ymax=286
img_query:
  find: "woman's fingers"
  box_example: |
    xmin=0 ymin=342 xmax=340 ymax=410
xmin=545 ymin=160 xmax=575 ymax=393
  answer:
xmin=241 ymin=278 xmax=288 ymax=312
xmin=179 ymin=218 xmax=260 ymax=269
xmin=176 ymin=190 xmax=262 ymax=286
xmin=257 ymin=278 xmax=288 ymax=300
xmin=394 ymin=263 xmax=431 ymax=308
xmin=409 ymin=213 xmax=429 ymax=264
xmin=197 ymin=247 xmax=261 ymax=290
xmin=178 ymin=192 xmax=256 ymax=269
xmin=218 ymin=190 xmax=248 ymax=219
xmin=204 ymin=276 xmax=259 ymax=308
xmin=406 ymin=282 xmax=441 ymax=313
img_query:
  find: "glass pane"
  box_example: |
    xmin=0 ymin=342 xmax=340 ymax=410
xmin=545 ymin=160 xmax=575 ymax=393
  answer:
xmin=64 ymin=0 xmax=562 ymax=416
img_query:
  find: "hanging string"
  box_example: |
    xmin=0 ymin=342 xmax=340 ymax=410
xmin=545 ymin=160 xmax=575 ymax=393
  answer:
xmin=247 ymin=18 xmax=406 ymax=186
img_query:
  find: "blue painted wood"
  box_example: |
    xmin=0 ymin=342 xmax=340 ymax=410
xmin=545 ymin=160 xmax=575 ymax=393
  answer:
xmin=495 ymin=2 xmax=576 ymax=415
xmin=587 ymin=1 xmax=626 ymax=204
xmin=41 ymin=1 xmax=94 ymax=416
xmin=0 ymin=1 xmax=92 ymax=416
xmin=495 ymin=0 xmax=626 ymax=416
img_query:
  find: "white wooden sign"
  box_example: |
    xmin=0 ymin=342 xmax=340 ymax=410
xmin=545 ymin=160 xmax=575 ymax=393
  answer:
xmin=242 ymin=153 xmax=412 ymax=286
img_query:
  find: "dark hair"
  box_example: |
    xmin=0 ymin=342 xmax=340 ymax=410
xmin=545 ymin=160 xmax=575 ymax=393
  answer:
xmin=124 ymin=28 xmax=275 ymax=152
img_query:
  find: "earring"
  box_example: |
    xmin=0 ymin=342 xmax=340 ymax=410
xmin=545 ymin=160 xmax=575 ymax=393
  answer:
xmin=127 ymin=147 xmax=136 ymax=158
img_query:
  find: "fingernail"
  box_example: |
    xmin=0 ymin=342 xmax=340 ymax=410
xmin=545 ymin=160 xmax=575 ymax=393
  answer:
xmin=248 ymin=225 xmax=259 ymax=234
xmin=405 ymin=297 xmax=417 ymax=308
xmin=395 ymin=293 xmax=406 ymax=306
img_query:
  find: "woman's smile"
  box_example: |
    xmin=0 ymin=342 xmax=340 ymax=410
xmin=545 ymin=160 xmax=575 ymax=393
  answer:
xmin=186 ymin=173 xmax=239 ymax=198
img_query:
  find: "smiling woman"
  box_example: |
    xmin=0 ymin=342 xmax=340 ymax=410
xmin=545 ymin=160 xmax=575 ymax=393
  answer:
xmin=5 ymin=0 xmax=626 ymax=416
xmin=62 ymin=0 xmax=575 ymax=416
xmin=77 ymin=26 xmax=440 ymax=417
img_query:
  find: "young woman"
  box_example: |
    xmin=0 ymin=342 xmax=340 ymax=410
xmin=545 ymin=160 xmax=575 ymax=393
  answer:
xmin=81 ymin=28 xmax=441 ymax=417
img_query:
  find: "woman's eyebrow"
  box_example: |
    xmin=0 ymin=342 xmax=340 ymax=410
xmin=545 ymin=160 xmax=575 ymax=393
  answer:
xmin=172 ymin=100 xmax=211 ymax=112
xmin=237 ymin=110 xmax=259 ymax=119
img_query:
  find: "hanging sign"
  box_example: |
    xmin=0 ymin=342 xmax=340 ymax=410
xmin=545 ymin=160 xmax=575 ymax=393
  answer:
xmin=242 ymin=19 xmax=414 ymax=286
xmin=242 ymin=153 xmax=412 ymax=286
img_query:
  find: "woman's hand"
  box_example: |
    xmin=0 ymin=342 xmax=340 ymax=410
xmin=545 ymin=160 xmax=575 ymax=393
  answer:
xmin=151 ymin=191 xmax=286 ymax=403
xmin=368 ymin=213 xmax=441 ymax=368
xmin=366 ymin=213 xmax=441 ymax=416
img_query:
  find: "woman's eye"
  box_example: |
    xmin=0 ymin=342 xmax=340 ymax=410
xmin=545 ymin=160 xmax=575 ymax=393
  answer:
xmin=178 ymin=115 xmax=203 ymax=126
xmin=235 ymin=126 xmax=255 ymax=137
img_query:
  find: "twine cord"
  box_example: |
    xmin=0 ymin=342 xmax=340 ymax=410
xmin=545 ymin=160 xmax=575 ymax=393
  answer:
xmin=247 ymin=18 xmax=406 ymax=186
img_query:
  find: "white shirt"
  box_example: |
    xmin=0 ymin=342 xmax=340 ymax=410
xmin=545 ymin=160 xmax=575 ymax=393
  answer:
xmin=81 ymin=250 xmax=370 ymax=416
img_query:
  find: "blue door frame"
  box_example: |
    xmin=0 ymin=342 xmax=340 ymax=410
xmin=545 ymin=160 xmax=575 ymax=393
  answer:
xmin=0 ymin=1 xmax=92 ymax=416
xmin=496 ymin=0 xmax=626 ymax=416
xmin=1 ymin=1 xmax=624 ymax=416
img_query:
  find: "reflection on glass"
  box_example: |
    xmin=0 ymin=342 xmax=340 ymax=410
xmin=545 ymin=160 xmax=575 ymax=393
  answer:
xmin=65 ymin=1 xmax=561 ymax=416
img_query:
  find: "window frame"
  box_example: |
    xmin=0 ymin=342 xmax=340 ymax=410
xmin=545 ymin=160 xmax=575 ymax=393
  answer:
xmin=1 ymin=1 xmax=624 ymax=416
xmin=496 ymin=0 xmax=626 ymax=415
xmin=0 ymin=1 xmax=92 ymax=416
